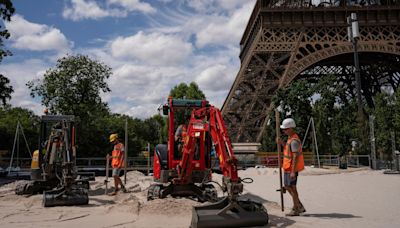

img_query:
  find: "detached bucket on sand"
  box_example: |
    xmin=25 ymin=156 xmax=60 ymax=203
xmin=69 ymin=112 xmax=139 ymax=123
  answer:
xmin=191 ymin=197 xmax=268 ymax=228
xmin=43 ymin=188 xmax=89 ymax=207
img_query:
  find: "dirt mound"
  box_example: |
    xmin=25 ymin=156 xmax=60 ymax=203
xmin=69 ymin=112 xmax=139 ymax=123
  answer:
xmin=140 ymin=198 xmax=201 ymax=216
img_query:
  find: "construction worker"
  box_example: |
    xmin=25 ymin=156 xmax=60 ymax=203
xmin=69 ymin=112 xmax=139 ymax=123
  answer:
xmin=277 ymin=118 xmax=306 ymax=216
xmin=174 ymin=124 xmax=187 ymax=157
xmin=175 ymin=124 xmax=187 ymax=142
xmin=108 ymin=133 xmax=127 ymax=195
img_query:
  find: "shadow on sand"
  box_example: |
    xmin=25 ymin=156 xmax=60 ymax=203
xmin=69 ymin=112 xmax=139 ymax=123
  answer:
xmin=303 ymin=213 xmax=362 ymax=219
xmin=89 ymin=187 xmax=109 ymax=196
xmin=79 ymin=197 xmax=116 ymax=207
xmin=268 ymin=214 xmax=296 ymax=227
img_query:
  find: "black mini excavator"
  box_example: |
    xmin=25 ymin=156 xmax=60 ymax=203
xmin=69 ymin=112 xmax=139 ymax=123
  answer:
xmin=15 ymin=115 xmax=89 ymax=207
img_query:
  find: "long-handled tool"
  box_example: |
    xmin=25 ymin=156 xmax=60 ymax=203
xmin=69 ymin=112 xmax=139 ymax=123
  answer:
xmin=275 ymin=109 xmax=285 ymax=212
xmin=105 ymin=154 xmax=110 ymax=195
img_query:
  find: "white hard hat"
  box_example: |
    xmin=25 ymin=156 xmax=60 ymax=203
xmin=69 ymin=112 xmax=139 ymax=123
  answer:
xmin=280 ymin=118 xmax=296 ymax=129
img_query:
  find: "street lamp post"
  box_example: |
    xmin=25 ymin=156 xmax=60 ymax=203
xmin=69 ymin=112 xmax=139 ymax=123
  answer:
xmin=347 ymin=13 xmax=363 ymax=114
xmin=347 ymin=12 xmax=369 ymax=158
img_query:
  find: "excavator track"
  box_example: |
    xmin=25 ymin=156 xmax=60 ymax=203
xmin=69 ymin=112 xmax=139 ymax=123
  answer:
xmin=15 ymin=180 xmax=55 ymax=195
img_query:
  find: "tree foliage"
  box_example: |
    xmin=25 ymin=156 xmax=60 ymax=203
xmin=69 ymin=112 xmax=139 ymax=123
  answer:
xmin=27 ymin=55 xmax=112 ymax=156
xmin=370 ymin=91 xmax=398 ymax=160
xmin=0 ymin=0 xmax=15 ymax=106
xmin=261 ymin=74 xmax=396 ymax=157
xmin=0 ymin=106 xmax=39 ymax=159
xmin=0 ymin=75 xmax=13 ymax=106
xmin=27 ymin=55 xmax=111 ymax=117
xmin=169 ymin=82 xmax=205 ymax=100
xmin=162 ymin=82 xmax=207 ymax=140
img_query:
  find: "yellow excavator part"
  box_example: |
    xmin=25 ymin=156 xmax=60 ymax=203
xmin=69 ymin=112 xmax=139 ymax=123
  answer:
xmin=31 ymin=150 xmax=39 ymax=169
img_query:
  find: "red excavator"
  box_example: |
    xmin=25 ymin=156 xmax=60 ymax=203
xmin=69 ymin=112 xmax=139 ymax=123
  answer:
xmin=148 ymin=98 xmax=268 ymax=228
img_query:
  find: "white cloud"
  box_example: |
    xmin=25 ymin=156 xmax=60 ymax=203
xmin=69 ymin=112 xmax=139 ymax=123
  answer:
xmin=123 ymin=103 xmax=159 ymax=119
xmin=148 ymin=1 xmax=254 ymax=49
xmin=6 ymin=15 xmax=45 ymax=38
xmin=63 ymin=0 xmax=122 ymax=21
xmin=6 ymin=15 xmax=72 ymax=52
xmin=63 ymin=0 xmax=155 ymax=21
xmin=101 ymin=63 xmax=186 ymax=118
xmin=110 ymin=31 xmax=193 ymax=65
xmin=108 ymin=64 xmax=183 ymax=101
xmin=195 ymin=64 xmax=234 ymax=91
xmin=186 ymin=0 xmax=255 ymax=13
xmin=195 ymin=2 xmax=254 ymax=48
xmin=108 ymin=0 xmax=156 ymax=14
xmin=4 ymin=0 xmax=257 ymax=119
xmin=0 ymin=59 xmax=49 ymax=115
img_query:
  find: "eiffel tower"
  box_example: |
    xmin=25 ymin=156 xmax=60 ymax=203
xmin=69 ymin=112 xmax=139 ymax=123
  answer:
xmin=222 ymin=0 xmax=400 ymax=143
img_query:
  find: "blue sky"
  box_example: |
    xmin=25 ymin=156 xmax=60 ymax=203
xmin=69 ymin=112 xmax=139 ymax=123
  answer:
xmin=1 ymin=0 xmax=256 ymax=118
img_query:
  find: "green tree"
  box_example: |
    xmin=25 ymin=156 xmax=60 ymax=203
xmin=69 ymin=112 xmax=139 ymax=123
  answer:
xmin=27 ymin=55 xmax=111 ymax=117
xmin=262 ymin=75 xmax=359 ymax=155
xmin=273 ymin=79 xmax=314 ymax=144
xmin=142 ymin=114 xmax=167 ymax=145
xmin=0 ymin=105 xmax=39 ymax=160
xmin=329 ymin=100 xmax=357 ymax=155
xmin=312 ymin=75 xmax=354 ymax=155
xmin=0 ymin=0 xmax=15 ymax=106
xmin=260 ymin=113 xmax=277 ymax=152
xmin=0 ymin=76 xmax=13 ymax=106
xmin=371 ymin=92 xmax=395 ymax=159
xmin=394 ymin=89 xmax=400 ymax=149
xmin=27 ymin=55 xmax=112 ymax=156
xmin=168 ymin=81 xmax=206 ymax=130
xmin=94 ymin=114 xmax=144 ymax=157
xmin=169 ymin=82 xmax=205 ymax=100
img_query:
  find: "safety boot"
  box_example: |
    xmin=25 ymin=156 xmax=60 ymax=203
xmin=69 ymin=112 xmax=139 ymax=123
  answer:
xmin=285 ymin=208 xmax=300 ymax=216
xmin=298 ymin=203 xmax=306 ymax=213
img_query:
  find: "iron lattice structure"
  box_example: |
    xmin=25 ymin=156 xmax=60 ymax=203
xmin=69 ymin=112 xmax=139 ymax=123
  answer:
xmin=222 ymin=0 xmax=400 ymax=143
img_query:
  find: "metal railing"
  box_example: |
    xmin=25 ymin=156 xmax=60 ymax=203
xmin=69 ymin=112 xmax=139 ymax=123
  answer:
xmin=0 ymin=157 xmax=154 ymax=172
xmin=235 ymin=154 xmax=371 ymax=169
xmin=0 ymin=154 xmax=372 ymax=173
xmin=319 ymin=155 xmax=371 ymax=168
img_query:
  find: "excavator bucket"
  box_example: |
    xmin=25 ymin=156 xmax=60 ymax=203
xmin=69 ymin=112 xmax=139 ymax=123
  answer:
xmin=191 ymin=197 xmax=268 ymax=228
xmin=43 ymin=188 xmax=88 ymax=207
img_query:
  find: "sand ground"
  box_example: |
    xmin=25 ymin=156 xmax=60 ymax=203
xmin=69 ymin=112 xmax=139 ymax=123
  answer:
xmin=0 ymin=167 xmax=399 ymax=228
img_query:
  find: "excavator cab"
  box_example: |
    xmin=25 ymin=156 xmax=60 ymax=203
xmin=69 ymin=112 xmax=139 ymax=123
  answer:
xmin=15 ymin=115 xmax=89 ymax=207
xmin=149 ymin=98 xmax=268 ymax=228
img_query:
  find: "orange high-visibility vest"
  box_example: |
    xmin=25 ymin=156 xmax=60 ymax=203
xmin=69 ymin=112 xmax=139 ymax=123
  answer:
xmin=180 ymin=125 xmax=187 ymax=139
xmin=112 ymin=142 xmax=124 ymax=168
xmin=282 ymin=133 xmax=304 ymax=172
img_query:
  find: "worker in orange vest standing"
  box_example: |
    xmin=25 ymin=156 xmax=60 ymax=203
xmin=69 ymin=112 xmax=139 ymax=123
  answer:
xmin=108 ymin=133 xmax=127 ymax=195
xmin=277 ymin=118 xmax=305 ymax=216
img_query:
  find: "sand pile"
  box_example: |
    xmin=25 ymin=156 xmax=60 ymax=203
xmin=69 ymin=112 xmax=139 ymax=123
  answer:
xmin=1 ymin=168 xmax=399 ymax=228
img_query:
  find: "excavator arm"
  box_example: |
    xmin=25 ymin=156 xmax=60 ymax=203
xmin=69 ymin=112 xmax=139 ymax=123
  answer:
xmin=180 ymin=106 xmax=268 ymax=228
xmin=174 ymin=106 xmax=242 ymax=197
